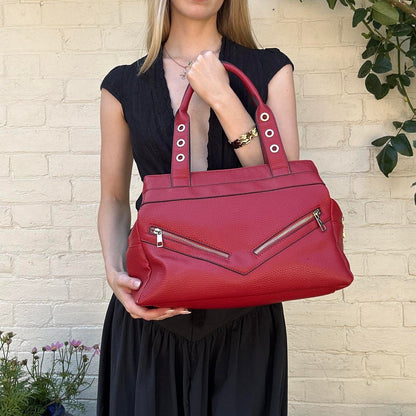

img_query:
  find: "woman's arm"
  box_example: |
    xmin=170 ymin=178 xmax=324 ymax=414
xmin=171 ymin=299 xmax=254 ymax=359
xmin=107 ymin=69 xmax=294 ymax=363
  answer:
xmin=98 ymin=89 xmax=189 ymax=320
xmin=187 ymin=52 xmax=300 ymax=165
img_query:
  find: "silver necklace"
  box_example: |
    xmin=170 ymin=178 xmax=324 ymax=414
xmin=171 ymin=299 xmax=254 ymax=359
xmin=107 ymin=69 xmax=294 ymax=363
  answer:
xmin=163 ymin=45 xmax=221 ymax=79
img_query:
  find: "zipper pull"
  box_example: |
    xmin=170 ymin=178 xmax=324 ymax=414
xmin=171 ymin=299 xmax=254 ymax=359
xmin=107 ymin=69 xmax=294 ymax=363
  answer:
xmin=313 ymin=209 xmax=327 ymax=232
xmin=152 ymin=227 xmax=163 ymax=247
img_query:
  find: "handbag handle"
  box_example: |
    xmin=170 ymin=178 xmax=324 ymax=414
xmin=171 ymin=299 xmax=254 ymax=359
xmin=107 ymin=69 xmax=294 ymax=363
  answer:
xmin=171 ymin=62 xmax=290 ymax=187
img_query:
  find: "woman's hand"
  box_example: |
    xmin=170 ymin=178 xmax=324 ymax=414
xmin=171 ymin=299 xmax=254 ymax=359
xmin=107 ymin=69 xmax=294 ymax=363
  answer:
xmin=107 ymin=270 xmax=191 ymax=321
xmin=186 ymin=50 xmax=230 ymax=108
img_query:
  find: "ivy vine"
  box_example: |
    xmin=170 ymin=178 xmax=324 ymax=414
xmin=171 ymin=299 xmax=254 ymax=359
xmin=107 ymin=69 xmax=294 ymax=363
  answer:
xmin=301 ymin=0 xmax=416 ymax=203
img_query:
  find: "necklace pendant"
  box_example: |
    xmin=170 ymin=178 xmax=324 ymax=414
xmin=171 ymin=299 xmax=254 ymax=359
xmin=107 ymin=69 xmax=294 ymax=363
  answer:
xmin=180 ymin=69 xmax=187 ymax=80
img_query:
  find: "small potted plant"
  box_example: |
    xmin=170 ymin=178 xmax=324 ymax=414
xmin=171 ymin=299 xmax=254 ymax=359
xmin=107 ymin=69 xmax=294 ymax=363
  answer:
xmin=0 ymin=331 xmax=100 ymax=416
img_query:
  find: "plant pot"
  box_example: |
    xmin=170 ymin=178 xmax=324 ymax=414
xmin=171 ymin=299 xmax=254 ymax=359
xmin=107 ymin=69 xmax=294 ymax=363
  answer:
xmin=44 ymin=403 xmax=73 ymax=416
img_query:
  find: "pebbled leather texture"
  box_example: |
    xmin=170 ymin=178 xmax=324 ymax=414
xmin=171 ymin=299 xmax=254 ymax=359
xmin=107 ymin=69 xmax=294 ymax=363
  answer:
xmin=126 ymin=62 xmax=354 ymax=309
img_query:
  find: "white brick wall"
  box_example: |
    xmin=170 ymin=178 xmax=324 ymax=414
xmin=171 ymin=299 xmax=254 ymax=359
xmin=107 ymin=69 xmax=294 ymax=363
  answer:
xmin=1 ymin=0 xmax=415 ymax=414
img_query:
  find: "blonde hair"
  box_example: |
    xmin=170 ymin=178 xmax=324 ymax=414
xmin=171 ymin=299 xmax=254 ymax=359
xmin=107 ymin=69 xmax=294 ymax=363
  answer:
xmin=139 ymin=0 xmax=257 ymax=74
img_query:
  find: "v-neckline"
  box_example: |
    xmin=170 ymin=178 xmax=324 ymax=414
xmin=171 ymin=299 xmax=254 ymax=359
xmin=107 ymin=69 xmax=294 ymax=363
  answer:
xmin=158 ymin=36 xmax=226 ymax=171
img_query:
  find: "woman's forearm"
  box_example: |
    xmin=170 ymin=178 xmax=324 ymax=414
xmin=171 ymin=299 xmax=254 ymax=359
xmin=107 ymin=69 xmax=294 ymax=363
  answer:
xmin=97 ymin=198 xmax=131 ymax=277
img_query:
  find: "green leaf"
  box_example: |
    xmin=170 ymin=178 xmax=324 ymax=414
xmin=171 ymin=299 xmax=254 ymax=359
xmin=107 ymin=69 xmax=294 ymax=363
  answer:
xmin=399 ymin=74 xmax=411 ymax=86
xmin=376 ymin=144 xmax=398 ymax=177
xmin=327 ymin=0 xmax=337 ymax=9
xmin=362 ymin=38 xmax=381 ymax=59
xmin=413 ymin=140 xmax=416 ymax=148
xmin=372 ymin=136 xmax=393 ymax=146
xmin=387 ymin=74 xmax=398 ymax=88
xmin=358 ymin=60 xmax=372 ymax=78
xmin=393 ymin=121 xmax=403 ymax=129
xmin=377 ymin=83 xmax=390 ymax=99
xmin=361 ymin=32 xmax=371 ymax=39
xmin=402 ymin=119 xmax=416 ymax=132
xmin=391 ymin=134 xmax=413 ymax=156
xmin=372 ymin=55 xmax=392 ymax=73
xmin=405 ymin=70 xmax=415 ymax=78
xmin=391 ymin=24 xmax=413 ymax=37
xmin=372 ymin=1 xmax=400 ymax=26
xmin=365 ymin=73 xmax=382 ymax=96
xmin=353 ymin=8 xmax=367 ymax=27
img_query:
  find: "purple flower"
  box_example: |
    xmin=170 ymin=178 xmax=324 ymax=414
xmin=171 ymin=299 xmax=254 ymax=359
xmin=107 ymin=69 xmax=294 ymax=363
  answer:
xmin=32 ymin=347 xmax=38 ymax=354
xmin=50 ymin=342 xmax=63 ymax=351
xmin=70 ymin=339 xmax=82 ymax=348
xmin=44 ymin=345 xmax=51 ymax=351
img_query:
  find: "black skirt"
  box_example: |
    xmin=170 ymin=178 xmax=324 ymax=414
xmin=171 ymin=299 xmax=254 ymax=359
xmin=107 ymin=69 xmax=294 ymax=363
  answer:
xmin=96 ymin=296 xmax=288 ymax=416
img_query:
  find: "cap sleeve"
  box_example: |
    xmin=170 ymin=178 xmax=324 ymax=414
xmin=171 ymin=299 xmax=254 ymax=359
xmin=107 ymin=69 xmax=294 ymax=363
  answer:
xmin=262 ymin=48 xmax=294 ymax=85
xmin=100 ymin=65 xmax=127 ymax=104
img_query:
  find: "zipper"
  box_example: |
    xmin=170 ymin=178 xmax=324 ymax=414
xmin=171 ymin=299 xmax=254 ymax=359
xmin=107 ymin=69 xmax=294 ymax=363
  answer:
xmin=254 ymin=208 xmax=327 ymax=255
xmin=149 ymin=226 xmax=229 ymax=259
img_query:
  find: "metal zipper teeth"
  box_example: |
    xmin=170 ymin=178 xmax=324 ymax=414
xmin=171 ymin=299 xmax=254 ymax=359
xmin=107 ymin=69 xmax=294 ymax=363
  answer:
xmin=254 ymin=210 xmax=322 ymax=255
xmin=150 ymin=227 xmax=229 ymax=259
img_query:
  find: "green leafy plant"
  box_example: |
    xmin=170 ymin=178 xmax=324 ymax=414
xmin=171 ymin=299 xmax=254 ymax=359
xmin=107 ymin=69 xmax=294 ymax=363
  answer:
xmin=301 ymin=0 xmax=416 ymax=203
xmin=0 ymin=331 xmax=100 ymax=416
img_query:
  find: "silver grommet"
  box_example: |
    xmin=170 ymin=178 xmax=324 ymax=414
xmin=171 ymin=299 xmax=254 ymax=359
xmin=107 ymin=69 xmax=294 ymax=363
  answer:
xmin=177 ymin=139 xmax=185 ymax=147
xmin=260 ymin=112 xmax=270 ymax=122
xmin=177 ymin=124 xmax=186 ymax=132
xmin=176 ymin=153 xmax=185 ymax=162
xmin=270 ymin=144 xmax=279 ymax=153
xmin=265 ymin=129 xmax=274 ymax=138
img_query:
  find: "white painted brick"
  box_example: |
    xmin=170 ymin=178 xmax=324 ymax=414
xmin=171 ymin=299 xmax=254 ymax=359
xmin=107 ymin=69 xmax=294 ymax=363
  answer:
xmin=367 ymin=253 xmax=408 ymax=276
xmin=345 ymin=276 xmax=416 ymax=303
xmin=289 ymin=404 xmax=402 ymax=416
xmin=349 ymin=123 xmax=394 ymax=147
xmin=49 ymin=154 xmax=99 ymax=177
xmin=70 ymin=327 xmax=103 ymax=349
xmin=338 ymin=199 xmax=366 ymax=227
xmin=410 ymin=254 xmax=416 ymax=275
xmin=0 ymin=229 xmax=68 ymax=253
xmin=52 ymin=204 xmax=98 ymax=227
xmin=104 ymin=283 xmax=113 ymax=301
xmin=70 ymin=278 xmax=104 ymax=301
xmin=0 ymin=106 xmax=6 ymax=126
xmin=404 ymin=355 xmax=416 ymax=377
xmin=7 ymin=103 xmax=45 ymax=127
xmin=12 ymin=204 xmax=51 ymax=227
xmin=11 ymin=154 xmax=48 ymax=177
xmin=341 ymin=18 xmax=368 ymax=45
xmin=0 ymin=303 xmax=13 ymax=326
xmin=0 ymin=154 xmax=9 ymax=176
xmin=365 ymin=201 xmax=403 ymax=224
xmin=301 ymin=149 xmax=370 ymax=173
xmin=120 ymin=1 xmax=146 ymax=24
xmin=288 ymin=379 xmax=306 ymax=402
xmin=347 ymin=327 xmax=416 ymax=353
xmin=295 ymin=46 xmax=359 ymax=71
xmin=103 ymin=25 xmax=142 ymax=50
xmin=364 ymin=98 xmax=409 ymax=122
xmin=72 ymin=179 xmax=100 ymax=202
xmin=4 ymin=4 xmax=41 ymax=26
xmin=343 ymin=379 xmax=416 ymax=403
xmin=70 ymin=228 xmax=101 ymax=251
xmin=0 ymin=278 xmax=68 ymax=302
xmin=13 ymin=254 xmax=49 ymax=277
xmin=279 ymin=0 xmax=351 ymax=19
xmin=41 ymin=3 xmax=119 ymax=26
xmin=0 ymin=28 xmax=62 ymax=52
xmin=287 ymin=326 xmax=346 ymax=352
xmin=254 ymin=21 xmax=300 ymax=47
xmin=361 ymin=303 xmax=403 ymax=327
xmin=343 ymin=253 xmax=364 ymax=276
xmin=50 ymin=252 xmax=105 ymax=276
xmin=65 ymin=79 xmax=101 ymax=101
xmin=15 ymin=327 xmax=72 ymax=352
xmin=344 ymin=226 xmax=415 ymax=251
xmin=0 ymin=179 xmax=71 ymax=203
xmin=63 ymin=28 xmax=102 ymax=51
xmin=0 ymin=78 xmax=64 ymax=101
xmin=344 ymin=72 xmax=369 ymax=94
xmin=298 ymin=97 xmax=363 ymax=122
xmin=0 ymin=128 xmax=69 ymax=152
xmin=0 ymin=254 xmax=12 ymax=273
xmin=69 ymin=128 xmax=100 ymax=152
xmin=352 ymin=176 xmax=391 ymax=199
xmin=14 ymin=303 xmax=52 ymax=327
xmin=53 ymin=303 xmax=107 ymax=325
xmin=305 ymin=125 xmax=344 ymax=148
xmin=5 ymin=55 xmax=40 ymax=77
xmin=365 ymin=353 xmax=402 ymax=377
xmin=321 ymin=175 xmax=351 ymax=199
xmin=304 ymin=379 xmax=344 ymax=403
xmin=284 ymin=302 xmax=359 ymax=327
xmin=0 ymin=205 xmax=11 ymax=226
xmin=302 ymin=21 xmax=340 ymax=46
xmin=41 ymin=54 xmax=118 ymax=78
xmin=403 ymin=303 xmax=416 ymax=327
xmin=288 ymin=351 xmax=365 ymax=378
xmin=406 ymin=200 xmax=416 ymax=224
xmin=46 ymin=103 xmax=99 ymax=128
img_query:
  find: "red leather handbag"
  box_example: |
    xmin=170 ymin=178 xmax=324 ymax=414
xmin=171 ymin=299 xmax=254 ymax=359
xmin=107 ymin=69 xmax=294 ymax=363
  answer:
xmin=126 ymin=62 xmax=354 ymax=309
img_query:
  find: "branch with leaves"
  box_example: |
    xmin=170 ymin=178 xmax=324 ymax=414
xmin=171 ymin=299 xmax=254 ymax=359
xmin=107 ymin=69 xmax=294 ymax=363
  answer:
xmin=301 ymin=0 xmax=416 ymax=203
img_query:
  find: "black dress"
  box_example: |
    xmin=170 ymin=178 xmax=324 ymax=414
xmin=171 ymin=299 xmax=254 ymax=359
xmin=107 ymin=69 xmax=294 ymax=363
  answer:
xmin=97 ymin=36 xmax=293 ymax=416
